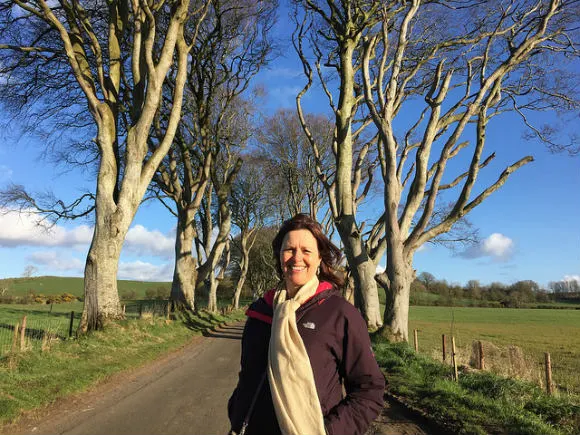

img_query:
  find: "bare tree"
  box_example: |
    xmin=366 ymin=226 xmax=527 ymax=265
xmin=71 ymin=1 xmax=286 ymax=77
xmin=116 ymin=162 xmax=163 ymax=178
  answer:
xmin=256 ymin=109 xmax=337 ymax=227
xmin=364 ymin=0 xmax=578 ymax=340
xmin=202 ymin=147 xmax=242 ymax=312
xmin=229 ymin=152 xmax=277 ymax=308
xmin=151 ymin=0 xmax=276 ymax=311
xmin=293 ymin=0 xmax=383 ymax=328
xmin=294 ymin=0 xmax=578 ymax=339
xmin=0 ymin=0 xmax=211 ymax=331
xmin=243 ymin=226 xmax=279 ymax=298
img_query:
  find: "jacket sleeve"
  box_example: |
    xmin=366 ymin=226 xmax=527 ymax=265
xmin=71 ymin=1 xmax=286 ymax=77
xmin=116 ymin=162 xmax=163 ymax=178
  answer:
xmin=323 ymin=304 xmax=386 ymax=435
xmin=227 ymin=316 xmax=271 ymax=433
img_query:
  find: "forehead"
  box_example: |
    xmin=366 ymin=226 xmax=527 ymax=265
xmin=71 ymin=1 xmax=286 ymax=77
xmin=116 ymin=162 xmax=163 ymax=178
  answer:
xmin=281 ymin=229 xmax=318 ymax=247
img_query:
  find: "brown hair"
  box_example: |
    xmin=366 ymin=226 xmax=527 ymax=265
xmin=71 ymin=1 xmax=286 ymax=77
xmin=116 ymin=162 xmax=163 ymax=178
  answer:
xmin=272 ymin=213 xmax=344 ymax=289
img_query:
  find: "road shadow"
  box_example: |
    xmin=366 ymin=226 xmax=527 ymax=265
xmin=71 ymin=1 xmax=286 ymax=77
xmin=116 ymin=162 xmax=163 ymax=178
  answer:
xmin=202 ymin=323 xmax=243 ymax=340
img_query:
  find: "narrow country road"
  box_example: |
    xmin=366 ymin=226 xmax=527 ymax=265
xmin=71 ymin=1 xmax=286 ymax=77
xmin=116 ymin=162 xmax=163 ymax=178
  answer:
xmin=2 ymin=323 xmax=433 ymax=435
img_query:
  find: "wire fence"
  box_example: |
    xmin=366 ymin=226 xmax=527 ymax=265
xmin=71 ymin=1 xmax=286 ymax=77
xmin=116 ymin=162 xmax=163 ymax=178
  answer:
xmin=411 ymin=329 xmax=579 ymax=397
xmin=0 ymin=300 xmax=173 ymax=358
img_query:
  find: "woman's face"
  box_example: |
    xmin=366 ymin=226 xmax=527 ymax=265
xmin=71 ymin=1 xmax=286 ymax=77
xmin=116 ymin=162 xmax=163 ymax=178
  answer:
xmin=280 ymin=229 xmax=322 ymax=295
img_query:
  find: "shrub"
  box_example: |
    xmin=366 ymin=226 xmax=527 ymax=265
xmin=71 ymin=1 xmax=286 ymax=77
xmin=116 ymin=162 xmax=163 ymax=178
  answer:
xmin=155 ymin=286 xmax=169 ymax=300
xmin=120 ymin=290 xmax=137 ymax=301
xmin=0 ymin=294 xmax=16 ymax=304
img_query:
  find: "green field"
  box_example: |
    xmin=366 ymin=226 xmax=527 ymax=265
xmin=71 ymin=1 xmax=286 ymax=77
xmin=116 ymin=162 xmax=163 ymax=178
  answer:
xmin=1 ymin=276 xmax=170 ymax=299
xmin=3 ymin=277 xmax=579 ymax=394
xmin=408 ymin=306 xmax=580 ymax=394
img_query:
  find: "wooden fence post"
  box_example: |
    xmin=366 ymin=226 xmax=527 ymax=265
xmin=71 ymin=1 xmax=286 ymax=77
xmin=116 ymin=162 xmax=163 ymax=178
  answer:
xmin=413 ymin=329 xmax=419 ymax=352
xmin=442 ymin=334 xmax=446 ymax=362
xmin=41 ymin=331 xmax=49 ymax=352
xmin=139 ymin=303 xmax=143 ymax=319
xmin=478 ymin=341 xmax=485 ymax=370
xmin=451 ymin=336 xmax=458 ymax=381
xmin=69 ymin=311 xmax=75 ymax=338
xmin=20 ymin=316 xmax=27 ymax=351
xmin=545 ymin=352 xmax=553 ymax=395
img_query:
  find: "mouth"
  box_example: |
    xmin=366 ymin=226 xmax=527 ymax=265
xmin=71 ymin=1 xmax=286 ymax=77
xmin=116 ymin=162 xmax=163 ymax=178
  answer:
xmin=287 ymin=266 xmax=306 ymax=272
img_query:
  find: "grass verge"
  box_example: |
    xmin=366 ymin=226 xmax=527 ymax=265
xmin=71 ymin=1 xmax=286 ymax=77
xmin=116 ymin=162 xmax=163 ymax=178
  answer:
xmin=372 ymin=336 xmax=580 ymax=435
xmin=0 ymin=309 xmax=246 ymax=427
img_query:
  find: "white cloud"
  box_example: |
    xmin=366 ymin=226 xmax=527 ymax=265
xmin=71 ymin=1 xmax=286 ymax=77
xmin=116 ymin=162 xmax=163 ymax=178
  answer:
xmin=0 ymin=210 xmax=175 ymax=258
xmin=0 ymin=209 xmax=92 ymax=248
xmin=117 ymin=260 xmax=173 ymax=282
xmin=27 ymin=250 xmax=84 ymax=272
xmin=267 ymin=86 xmax=303 ymax=108
xmin=459 ymin=233 xmax=514 ymax=261
xmin=563 ymin=275 xmax=580 ymax=283
xmin=481 ymin=233 xmax=514 ymax=258
xmin=123 ymin=224 xmax=174 ymax=258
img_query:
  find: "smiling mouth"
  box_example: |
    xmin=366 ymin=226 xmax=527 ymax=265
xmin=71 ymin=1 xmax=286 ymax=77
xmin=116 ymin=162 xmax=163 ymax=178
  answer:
xmin=288 ymin=266 xmax=306 ymax=272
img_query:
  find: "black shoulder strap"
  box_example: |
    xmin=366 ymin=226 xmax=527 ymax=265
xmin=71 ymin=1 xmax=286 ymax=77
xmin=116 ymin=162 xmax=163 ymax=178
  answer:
xmin=238 ymin=371 xmax=267 ymax=435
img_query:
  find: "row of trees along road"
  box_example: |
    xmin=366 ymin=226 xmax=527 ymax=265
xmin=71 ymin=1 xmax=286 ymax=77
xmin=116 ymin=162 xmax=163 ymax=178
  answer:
xmin=0 ymin=0 xmax=578 ymax=341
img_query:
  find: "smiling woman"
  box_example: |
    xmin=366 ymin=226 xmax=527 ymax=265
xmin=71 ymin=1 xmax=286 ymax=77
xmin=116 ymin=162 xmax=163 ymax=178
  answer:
xmin=228 ymin=214 xmax=385 ymax=435
xmin=279 ymin=229 xmax=321 ymax=295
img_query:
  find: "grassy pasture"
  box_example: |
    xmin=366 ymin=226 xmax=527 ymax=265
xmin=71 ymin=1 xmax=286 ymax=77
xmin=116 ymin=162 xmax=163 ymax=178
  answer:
xmin=408 ymin=306 xmax=580 ymax=395
xmin=0 ymin=301 xmax=178 ymax=357
xmin=0 ymin=276 xmax=171 ymax=299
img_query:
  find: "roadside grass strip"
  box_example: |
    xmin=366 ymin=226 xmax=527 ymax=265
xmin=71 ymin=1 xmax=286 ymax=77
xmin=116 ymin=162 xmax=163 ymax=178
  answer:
xmin=0 ymin=309 xmax=245 ymax=426
xmin=372 ymin=338 xmax=580 ymax=435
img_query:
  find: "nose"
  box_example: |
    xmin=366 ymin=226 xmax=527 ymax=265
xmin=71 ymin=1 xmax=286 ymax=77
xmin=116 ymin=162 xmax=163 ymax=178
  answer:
xmin=293 ymin=250 xmax=303 ymax=262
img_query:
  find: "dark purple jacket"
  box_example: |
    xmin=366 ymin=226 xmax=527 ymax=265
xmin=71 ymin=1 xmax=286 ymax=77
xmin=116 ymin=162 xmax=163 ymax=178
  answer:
xmin=228 ymin=282 xmax=385 ymax=435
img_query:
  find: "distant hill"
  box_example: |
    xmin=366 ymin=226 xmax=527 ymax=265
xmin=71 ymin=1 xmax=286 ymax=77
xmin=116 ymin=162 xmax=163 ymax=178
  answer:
xmin=0 ymin=276 xmax=171 ymax=299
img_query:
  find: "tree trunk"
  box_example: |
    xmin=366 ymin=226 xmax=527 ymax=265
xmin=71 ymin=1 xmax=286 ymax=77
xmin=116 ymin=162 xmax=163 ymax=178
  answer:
xmin=79 ymin=111 xmax=126 ymax=333
xmin=207 ymin=272 xmax=219 ymax=312
xmin=232 ymin=235 xmax=249 ymax=309
xmin=170 ymin=207 xmax=197 ymax=310
xmin=79 ymin=219 xmax=126 ymax=332
xmin=336 ymin=217 xmax=382 ymax=330
xmin=378 ymin=242 xmax=414 ymax=342
xmin=379 ymin=270 xmax=412 ymax=342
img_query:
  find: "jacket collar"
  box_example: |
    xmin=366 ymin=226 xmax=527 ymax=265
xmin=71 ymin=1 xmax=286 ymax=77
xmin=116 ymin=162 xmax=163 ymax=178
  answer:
xmin=246 ymin=281 xmax=335 ymax=324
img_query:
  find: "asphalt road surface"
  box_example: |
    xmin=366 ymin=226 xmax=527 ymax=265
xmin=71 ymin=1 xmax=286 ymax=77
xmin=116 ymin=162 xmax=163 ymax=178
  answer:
xmin=2 ymin=323 xmax=432 ymax=435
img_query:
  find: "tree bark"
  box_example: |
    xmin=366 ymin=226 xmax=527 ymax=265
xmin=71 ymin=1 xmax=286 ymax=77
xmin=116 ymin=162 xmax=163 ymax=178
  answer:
xmin=379 ymin=273 xmax=412 ymax=342
xmin=232 ymin=233 xmax=249 ymax=309
xmin=79 ymin=110 xmax=127 ymax=332
xmin=170 ymin=207 xmax=197 ymax=310
xmin=336 ymin=216 xmax=382 ymax=330
xmin=81 ymin=229 xmax=124 ymax=331
xmin=378 ymin=237 xmax=414 ymax=342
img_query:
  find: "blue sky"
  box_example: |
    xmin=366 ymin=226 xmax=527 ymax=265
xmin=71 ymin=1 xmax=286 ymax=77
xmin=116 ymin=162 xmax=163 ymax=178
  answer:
xmin=0 ymin=11 xmax=578 ymax=290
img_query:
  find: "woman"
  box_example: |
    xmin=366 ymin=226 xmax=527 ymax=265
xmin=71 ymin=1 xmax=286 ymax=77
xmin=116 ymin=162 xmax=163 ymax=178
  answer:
xmin=228 ymin=214 xmax=385 ymax=435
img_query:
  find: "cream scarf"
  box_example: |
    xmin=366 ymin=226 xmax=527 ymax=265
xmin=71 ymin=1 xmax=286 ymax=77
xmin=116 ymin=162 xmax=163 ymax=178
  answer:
xmin=267 ymin=275 xmax=326 ymax=435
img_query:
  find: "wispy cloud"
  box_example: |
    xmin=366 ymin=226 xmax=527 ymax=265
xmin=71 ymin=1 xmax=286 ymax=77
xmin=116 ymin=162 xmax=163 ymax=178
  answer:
xmin=264 ymin=85 xmax=302 ymax=108
xmin=262 ymin=67 xmax=303 ymax=80
xmin=25 ymin=251 xmax=174 ymax=281
xmin=124 ymin=225 xmax=174 ymax=258
xmin=0 ymin=165 xmax=12 ymax=181
xmin=563 ymin=275 xmax=580 ymax=283
xmin=0 ymin=210 xmax=175 ymax=258
xmin=458 ymin=233 xmax=514 ymax=261
xmin=27 ymin=250 xmax=84 ymax=273
xmin=117 ymin=260 xmax=173 ymax=282
xmin=0 ymin=209 xmax=92 ymax=248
